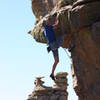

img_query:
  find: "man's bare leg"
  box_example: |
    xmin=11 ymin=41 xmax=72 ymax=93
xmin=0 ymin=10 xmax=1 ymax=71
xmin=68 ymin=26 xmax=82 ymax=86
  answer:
xmin=50 ymin=56 xmax=59 ymax=80
xmin=52 ymin=56 xmax=59 ymax=75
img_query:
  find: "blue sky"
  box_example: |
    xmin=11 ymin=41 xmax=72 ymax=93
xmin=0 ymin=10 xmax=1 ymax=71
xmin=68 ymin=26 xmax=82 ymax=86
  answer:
xmin=0 ymin=0 xmax=78 ymax=100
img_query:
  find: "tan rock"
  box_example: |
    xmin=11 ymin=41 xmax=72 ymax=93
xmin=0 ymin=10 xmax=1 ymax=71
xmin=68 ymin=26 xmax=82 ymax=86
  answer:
xmin=70 ymin=0 xmax=100 ymax=33
xmin=27 ymin=72 xmax=68 ymax=100
xmin=55 ymin=72 xmax=68 ymax=78
xmin=53 ymin=72 xmax=68 ymax=91
xmin=28 ymin=0 xmax=100 ymax=100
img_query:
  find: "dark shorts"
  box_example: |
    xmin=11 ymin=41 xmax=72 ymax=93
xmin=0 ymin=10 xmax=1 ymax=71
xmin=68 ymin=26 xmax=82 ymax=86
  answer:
xmin=49 ymin=41 xmax=59 ymax=59
xmin=49 ymin=36 xmax=63 ymax=59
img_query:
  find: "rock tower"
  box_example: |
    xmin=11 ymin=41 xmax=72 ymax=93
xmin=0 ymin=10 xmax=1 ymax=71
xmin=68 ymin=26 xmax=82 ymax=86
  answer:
xmin=27 ymin=72 xmax=68 ymax=100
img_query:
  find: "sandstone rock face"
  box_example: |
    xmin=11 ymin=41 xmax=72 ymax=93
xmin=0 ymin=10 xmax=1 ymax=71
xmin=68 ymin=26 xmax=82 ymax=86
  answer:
xmin=29 ymin=5 xmax=72 ymax=47
xmin=70 ymin=0 xmax=100 ymax=33
xmin=31 ymin=0 xmax=73 ymax=19
xmin=29 ymin=0 xmax=100 ymax=100
xmin=71 ymin=22 xmax=100 ymax=100
xmin=31 ymin=0 xmax=54 ymax=19
xmin=70 ymin=1 xmax=100 ymax=100
xmin=27 ymin=72 xmax=68 ymax=100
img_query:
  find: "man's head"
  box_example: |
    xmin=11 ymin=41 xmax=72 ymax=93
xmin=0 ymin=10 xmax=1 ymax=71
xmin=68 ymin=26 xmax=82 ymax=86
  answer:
xmin=42 ymin=16 xmax=52 ymax=27
xmin=47 ymin=17 xmax=52 ymax=25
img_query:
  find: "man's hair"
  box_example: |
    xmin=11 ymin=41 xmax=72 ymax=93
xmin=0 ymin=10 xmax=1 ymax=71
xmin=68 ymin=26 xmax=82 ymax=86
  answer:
xmin=42 ymin=20 xmax=47 ymax=27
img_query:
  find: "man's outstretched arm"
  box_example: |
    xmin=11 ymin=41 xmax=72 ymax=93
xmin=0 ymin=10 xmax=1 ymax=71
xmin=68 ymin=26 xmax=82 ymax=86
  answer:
xmin=53 ymin=15 xmax=59 ymax=29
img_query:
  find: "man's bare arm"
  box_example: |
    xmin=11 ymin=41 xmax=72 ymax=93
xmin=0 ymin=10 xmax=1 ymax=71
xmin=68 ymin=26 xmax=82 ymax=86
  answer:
xmin=53 ymin=15 xmax=59 ymax=29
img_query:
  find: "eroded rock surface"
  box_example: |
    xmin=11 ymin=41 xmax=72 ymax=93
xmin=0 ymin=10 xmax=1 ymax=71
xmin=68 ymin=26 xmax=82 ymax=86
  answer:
xmin=28 ymin=0 xmax=100 ymax=100
xmin=27 ymin=72 xmax=68 ymax=100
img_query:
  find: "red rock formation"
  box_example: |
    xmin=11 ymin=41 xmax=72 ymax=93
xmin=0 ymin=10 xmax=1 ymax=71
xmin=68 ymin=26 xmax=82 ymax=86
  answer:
xmin=27 ymin=72 xmax=68 ymax=100
xmin=28 ymin=0 xmax=100 ymax=100
xmin=70 ymin=1 xmax=100 ymax=99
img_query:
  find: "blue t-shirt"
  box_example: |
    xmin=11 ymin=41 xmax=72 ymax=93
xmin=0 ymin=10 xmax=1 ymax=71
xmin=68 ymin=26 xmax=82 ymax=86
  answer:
xmin=43 ymin=25 xmax=56 ymax=44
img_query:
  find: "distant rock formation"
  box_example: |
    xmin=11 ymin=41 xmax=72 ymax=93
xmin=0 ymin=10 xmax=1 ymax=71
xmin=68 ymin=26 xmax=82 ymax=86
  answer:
xmin=27 ymin=72 xmax=68 ymax=100
xmin=28 ymin=0 xmax=100 ymax=100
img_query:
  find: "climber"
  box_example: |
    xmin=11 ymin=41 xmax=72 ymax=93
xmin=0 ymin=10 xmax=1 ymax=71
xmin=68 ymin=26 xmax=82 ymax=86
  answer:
xmin=42 ymin=15 xmax=62 ymax=81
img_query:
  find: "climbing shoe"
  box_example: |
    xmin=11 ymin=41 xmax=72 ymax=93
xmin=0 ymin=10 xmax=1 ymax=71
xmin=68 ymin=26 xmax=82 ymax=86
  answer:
xmin=47 ymin=46 xmax=51 ymax=53
xmin=50 ymin=74 xmax=55 ymax=81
